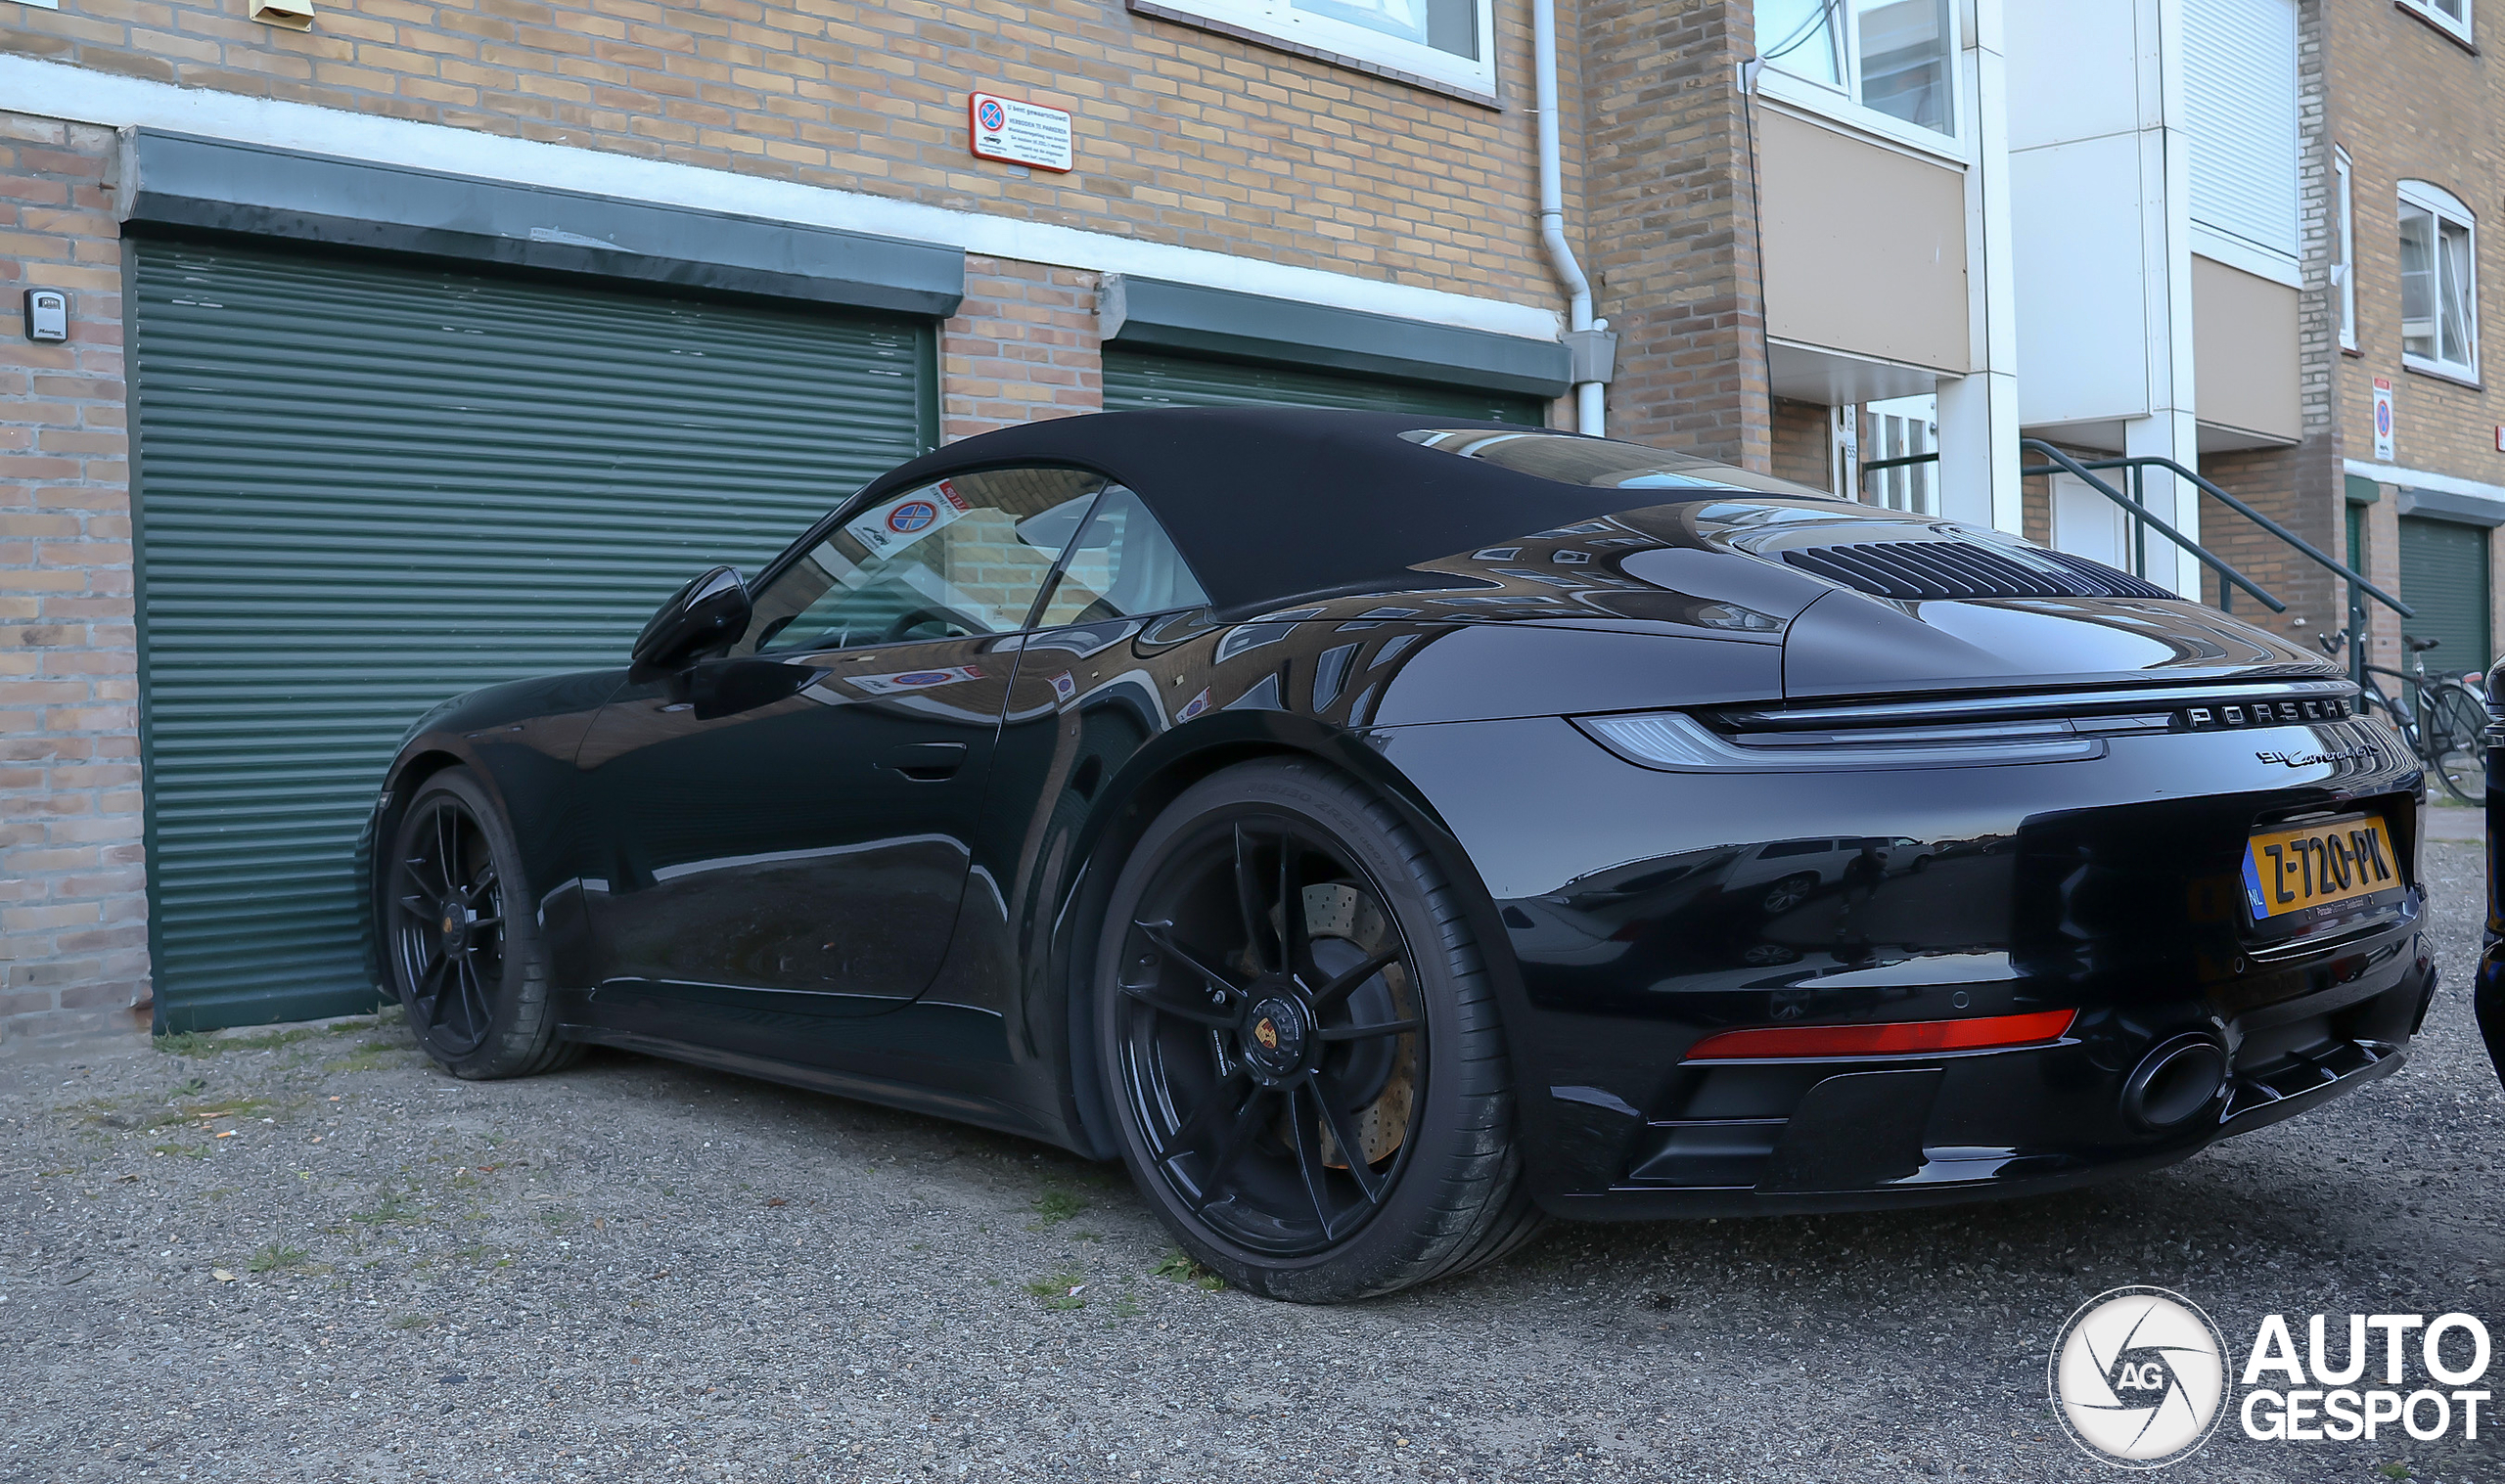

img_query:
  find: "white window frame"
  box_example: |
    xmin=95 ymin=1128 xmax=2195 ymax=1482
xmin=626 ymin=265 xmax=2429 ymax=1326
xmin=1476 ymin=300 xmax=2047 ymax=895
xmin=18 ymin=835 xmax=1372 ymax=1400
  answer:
xmin=2397 ymin=0 xmax=2473 ymax=45
xmin=2335 ymin=147 xmax=2356 ymax=351
xmin=1753 ymin=0 xmax=1967 ymax=158
xmin=1135 ymin=0 xmax=1496 ymax=98
xmin=2398 ymin=178 xmax=2480 ymax=384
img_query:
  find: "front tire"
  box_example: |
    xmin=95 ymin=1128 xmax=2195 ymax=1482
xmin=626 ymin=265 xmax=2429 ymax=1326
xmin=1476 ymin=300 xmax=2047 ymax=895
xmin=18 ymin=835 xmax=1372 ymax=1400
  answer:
xmin=1095 ymin=758 xmax=1542 ymax=1302
xmin=382 ymin=769 xmax=580 ymax=1079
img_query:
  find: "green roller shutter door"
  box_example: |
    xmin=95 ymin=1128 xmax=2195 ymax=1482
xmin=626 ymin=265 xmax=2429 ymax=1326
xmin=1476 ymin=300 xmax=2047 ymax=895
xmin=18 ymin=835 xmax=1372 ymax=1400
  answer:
xmin=1101 ymin=348 xmax=1548 ymax=423
xmin=2396 ymin=515 xmax=2492 ymax=681
xmin=129 ymin=240 xmax=935 ymax=1031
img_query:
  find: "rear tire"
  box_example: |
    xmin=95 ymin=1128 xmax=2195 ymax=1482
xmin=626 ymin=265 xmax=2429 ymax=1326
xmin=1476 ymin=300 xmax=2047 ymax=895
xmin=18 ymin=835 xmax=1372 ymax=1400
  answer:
xmin=382 ymin=769 xmax=581 ymax=1080
xmin=1095 ymin=758 xmax=1543 ymax=1302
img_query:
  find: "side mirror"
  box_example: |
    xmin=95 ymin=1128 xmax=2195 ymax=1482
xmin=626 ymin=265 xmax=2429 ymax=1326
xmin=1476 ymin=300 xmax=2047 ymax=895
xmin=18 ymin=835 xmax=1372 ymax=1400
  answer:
xmin=631 ymin=565 xmax=751 ymax=671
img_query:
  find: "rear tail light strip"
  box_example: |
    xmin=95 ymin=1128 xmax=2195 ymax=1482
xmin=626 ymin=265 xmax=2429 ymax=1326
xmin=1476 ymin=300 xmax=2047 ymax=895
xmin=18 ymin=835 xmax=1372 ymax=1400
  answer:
xmin=1683 ymin=1009 xmax=2078 ymax=1060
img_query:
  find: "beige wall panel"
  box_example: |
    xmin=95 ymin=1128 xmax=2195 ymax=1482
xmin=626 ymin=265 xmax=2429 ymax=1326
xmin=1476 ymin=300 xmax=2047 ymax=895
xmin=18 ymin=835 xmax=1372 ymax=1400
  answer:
xmin=1756 ymin=110 xmax=1969 ymax=374
xmin=2192 ymin=256 xmax=2300 ymax=442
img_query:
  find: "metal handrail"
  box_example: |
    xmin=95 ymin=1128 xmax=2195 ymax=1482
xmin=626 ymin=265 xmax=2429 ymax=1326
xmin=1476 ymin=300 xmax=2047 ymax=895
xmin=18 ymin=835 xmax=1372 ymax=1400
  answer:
xmin=2041 ymin=451 xmax=2413 ymax=620
xmin=2016 ymin=440 xmax=2286 ymax=612
xmin=1851 ymin=440 xmax=2415 ymax=686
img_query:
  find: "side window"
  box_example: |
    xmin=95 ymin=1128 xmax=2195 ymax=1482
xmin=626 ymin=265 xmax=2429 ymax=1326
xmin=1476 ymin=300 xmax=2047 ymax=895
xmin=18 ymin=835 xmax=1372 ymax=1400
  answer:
xmin=2399 ymin=179 xmax=2479 ymax=381
xmin=1030 ymin=486 xmax=1211 ymax=629
xmin=736 ymin=468 xmax=1105 ymax=654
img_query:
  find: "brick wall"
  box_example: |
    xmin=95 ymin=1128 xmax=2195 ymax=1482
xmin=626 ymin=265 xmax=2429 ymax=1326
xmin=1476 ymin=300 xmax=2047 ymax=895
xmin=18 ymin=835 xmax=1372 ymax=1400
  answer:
xmin=2197 ymin=446 xmax=2337 ymax=643
xmin=2021 ymin=475 xmax=2049 ymax=547
xmin=4 ymin=0 xmax=1570 ymax=308
xmin=941 ymin=256 xmax=1103 ymax=443
xmin=2317 ymin=0 xmax=2503 ymax=671
xmin=1579 ymin=0 xmax=1768 ymax=468
xmin=2329 ymin=0 xmax=2501 ymax=482
xmin=0 ymin=113 xmax=149 ymax=1052
xmin=1767 ymin=396 xmax=1828 ymax=490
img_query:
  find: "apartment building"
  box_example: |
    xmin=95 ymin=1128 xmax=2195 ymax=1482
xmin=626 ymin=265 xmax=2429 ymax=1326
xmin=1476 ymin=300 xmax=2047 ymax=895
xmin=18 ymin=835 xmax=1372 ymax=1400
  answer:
xmin=1591 ymin=1 xmax=2319 ymax=615
xmin=1677 ymin=0 xmax=2503 ymax=685
xmin=2322 ymin=0 xmax=2505 ymax=685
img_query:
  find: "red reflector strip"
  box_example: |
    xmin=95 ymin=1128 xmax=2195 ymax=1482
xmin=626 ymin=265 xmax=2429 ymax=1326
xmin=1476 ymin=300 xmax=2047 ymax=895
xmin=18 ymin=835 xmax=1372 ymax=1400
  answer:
xmin=1684 ymin=1009 xmax=2078 ymax=1060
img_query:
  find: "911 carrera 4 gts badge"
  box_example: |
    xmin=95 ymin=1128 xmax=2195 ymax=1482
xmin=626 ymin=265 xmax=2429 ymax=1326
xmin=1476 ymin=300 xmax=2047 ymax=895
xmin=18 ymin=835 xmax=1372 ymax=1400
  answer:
xmin=1253 ymin=1017 xmax=1280 ymax=1051
xmin=2254 ymin=746 xmax=2376 ymax=767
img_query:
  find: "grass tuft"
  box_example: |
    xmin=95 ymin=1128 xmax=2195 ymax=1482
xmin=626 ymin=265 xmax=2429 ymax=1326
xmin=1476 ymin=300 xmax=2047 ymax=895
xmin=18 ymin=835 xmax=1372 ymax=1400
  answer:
xmin=247 ymin=1243 xmax=311 ymax=1273
xmin=349 ymin=1192 xmax=421 ymax=1225
xmin=1151 ymin=1248 xmax=1225 ymax=1291
xmin=1026 ymin=1189 xmax=1086 ymax=1229
xmin=1024 ymin=1270 xmax=1088 ymax=1311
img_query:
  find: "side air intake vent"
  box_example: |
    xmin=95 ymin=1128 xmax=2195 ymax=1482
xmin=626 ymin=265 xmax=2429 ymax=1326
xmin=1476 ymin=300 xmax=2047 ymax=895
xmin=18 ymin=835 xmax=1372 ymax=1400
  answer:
xmin=1780 ymin=541 xmax=2174 ymax=601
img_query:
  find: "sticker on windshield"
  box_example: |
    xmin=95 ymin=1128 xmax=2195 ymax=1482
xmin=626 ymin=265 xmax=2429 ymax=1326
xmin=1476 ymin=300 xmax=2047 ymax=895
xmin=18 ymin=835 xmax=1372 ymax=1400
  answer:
xmin=846 ymin=480 xmax=971 ymax=560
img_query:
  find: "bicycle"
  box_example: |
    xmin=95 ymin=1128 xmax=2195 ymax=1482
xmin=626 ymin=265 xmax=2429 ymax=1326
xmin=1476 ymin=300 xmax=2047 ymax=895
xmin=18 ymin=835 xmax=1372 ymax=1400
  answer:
xmin=2317 ymin=629 xmax=2488 ymax=803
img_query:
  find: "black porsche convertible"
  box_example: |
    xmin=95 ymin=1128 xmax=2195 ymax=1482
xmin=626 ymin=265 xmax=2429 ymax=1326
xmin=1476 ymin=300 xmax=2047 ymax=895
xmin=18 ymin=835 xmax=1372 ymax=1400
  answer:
xmin=365 ymin=409 xmax=2435 ymax=1301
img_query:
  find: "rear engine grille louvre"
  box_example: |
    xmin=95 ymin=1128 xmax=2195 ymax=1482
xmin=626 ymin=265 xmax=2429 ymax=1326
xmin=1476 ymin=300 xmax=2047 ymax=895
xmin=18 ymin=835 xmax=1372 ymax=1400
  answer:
xmin=1781 ymin=541 xmax=2174 ymax=601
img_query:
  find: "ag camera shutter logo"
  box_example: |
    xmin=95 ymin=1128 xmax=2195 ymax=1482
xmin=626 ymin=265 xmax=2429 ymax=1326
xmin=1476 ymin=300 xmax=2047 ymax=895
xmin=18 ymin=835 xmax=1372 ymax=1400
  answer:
xmin=2050 ymin=1287 xmax=2229 ymax=1468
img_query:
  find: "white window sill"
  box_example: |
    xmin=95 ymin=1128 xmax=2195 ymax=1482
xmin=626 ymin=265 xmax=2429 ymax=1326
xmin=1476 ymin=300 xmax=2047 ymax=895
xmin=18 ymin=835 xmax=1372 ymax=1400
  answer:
xmin=2394 ymin=0 xmax=2478 ymax=51
xmin=1750 ymin=67 xmax=1969 ymax=166
xmin=1127 ymin=0 xmax=1498 ymax=107
xmin=2402 ymin=356 xmax=2483 ymax=390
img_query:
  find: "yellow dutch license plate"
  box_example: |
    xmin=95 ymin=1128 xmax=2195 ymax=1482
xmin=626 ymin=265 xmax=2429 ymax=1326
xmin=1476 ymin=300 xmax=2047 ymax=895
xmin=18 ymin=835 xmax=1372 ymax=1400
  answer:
xmin=2241 ymin=814 xmax=2400 ymax=922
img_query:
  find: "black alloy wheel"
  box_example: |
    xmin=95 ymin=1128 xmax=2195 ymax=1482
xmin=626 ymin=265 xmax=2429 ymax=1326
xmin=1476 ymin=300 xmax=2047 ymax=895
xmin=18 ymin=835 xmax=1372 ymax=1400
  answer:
xmin=1098 ymin=759 xmax=1543 ymax=1301
xmin=383 ymin=769 xmax=578 ymax=1079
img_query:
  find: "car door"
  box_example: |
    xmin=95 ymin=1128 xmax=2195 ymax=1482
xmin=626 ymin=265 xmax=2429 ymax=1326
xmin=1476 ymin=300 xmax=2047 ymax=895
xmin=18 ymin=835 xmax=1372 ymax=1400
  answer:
xmin=572 ymin=466 xmax=1107 ymax=1054
xmin=952 ymin=486 xmax=1216 ymax=1031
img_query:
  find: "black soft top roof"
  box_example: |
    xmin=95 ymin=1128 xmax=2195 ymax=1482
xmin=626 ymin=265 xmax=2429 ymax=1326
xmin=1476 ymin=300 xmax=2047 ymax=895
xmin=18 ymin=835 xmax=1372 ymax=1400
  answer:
xmin=862 ymin=408 xmax=1729 ymax=613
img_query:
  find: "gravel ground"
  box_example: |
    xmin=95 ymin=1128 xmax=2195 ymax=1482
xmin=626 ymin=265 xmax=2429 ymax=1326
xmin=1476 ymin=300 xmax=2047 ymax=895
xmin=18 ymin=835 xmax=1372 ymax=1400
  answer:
xmin=4 ymin=844 xmax=2499 ymax=1484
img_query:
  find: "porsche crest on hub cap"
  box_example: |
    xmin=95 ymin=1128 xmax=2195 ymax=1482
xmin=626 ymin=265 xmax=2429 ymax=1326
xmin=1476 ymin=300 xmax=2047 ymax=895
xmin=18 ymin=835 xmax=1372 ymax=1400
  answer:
xmin=1242 ymin=994 xmax=1307 ymax=1079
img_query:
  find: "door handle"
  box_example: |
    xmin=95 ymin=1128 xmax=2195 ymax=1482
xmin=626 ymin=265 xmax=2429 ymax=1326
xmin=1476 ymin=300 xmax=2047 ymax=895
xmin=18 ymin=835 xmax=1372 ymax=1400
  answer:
xmin=878 ymin=742 xmax=969 ymax=781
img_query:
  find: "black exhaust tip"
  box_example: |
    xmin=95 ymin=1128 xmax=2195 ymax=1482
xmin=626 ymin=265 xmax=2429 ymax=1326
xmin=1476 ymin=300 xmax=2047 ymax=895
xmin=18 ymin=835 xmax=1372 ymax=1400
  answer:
xmin=2122 ymin=1035 xmax=2229 ymax=1131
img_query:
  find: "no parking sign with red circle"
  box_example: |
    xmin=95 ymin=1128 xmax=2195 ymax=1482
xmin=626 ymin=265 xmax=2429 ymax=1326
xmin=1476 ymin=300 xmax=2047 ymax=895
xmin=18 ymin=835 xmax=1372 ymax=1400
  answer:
xmin=968 ymin=91 xmax=1073 ymax=172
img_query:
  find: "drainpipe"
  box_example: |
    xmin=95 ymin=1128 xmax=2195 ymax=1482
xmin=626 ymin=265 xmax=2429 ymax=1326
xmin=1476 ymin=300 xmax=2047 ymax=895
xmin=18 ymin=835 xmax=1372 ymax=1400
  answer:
xmin=1533 ymin=0 xmax=1614 ymax=435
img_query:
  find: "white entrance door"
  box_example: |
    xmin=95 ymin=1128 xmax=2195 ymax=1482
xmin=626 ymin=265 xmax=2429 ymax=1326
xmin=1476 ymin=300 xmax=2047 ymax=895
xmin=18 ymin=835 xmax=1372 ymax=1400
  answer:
xmin=1860 ymin=394 xmax=1938 ymax=514
xmin=2050 ymin=472 xmax=2131 ymax=568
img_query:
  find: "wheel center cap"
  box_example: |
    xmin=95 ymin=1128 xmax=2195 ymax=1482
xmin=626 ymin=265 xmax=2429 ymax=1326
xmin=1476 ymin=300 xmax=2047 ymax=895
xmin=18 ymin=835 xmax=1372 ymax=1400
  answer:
xmin=1244 ymin=995 xmax=1307 ymax=1075
xmin=439 ymin=906 xmax=466 ymax=954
